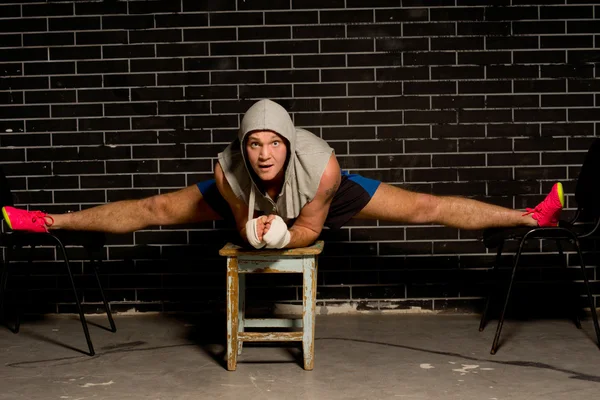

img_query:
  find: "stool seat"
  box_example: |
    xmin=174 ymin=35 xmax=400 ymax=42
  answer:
xmin=219 ymin=241 xmax=323 ymax=371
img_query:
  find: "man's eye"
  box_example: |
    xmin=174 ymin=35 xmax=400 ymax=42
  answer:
xmin=272 ymin=141 xmax=280 ymax=146
xmin=250 ymin=142 xmax=259 ymax=148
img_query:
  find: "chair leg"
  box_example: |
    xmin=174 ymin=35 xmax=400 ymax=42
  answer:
xmin=1 ymin=245 xmax=20 ymax=334
xmin=0 ymin=254 xmax=9 ymax=326
xmin=0 ymin=256 xmax=19 ymax=333
xmin=556 ymin=240 xmax=582 ymax=329
xmin=14 ymin=244 xmax=38 ymax=333
xmin=573 ymin=238 xmax=600 ymax=348
xmin=491 ymin=238 xmax=526 ymax=355
xmin=480 ymin=241 xmax=504 ymax=332
xmin=56 ymin=241 xmax=95 ymax=356
xmin=88 ymin=253 xmax=116 ymax=333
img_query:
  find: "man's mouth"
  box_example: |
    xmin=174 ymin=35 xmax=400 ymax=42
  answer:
xmin=258 ymin=164 xmax=273 ymax=170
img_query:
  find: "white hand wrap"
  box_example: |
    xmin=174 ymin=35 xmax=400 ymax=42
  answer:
xmin=245 ymin=218 xmax=266 ymax=249
xmin=263 ymin=215 xmax=291 ymax=249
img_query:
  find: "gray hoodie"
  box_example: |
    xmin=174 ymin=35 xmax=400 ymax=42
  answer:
xmin=217 ymin=99 xmax=333 ymax=221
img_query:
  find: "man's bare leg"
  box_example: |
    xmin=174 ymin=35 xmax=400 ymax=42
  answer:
xmin=354 ymin=183 xmax=537 ymax=229
xmin=48 ymin=185 xmax=221 ymax=233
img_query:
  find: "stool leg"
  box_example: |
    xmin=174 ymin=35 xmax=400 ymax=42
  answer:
xmin=238 ymin=273 xmax=245 ymax=356
xmin=302 ymin=257 xmax=317 ymax=371
xmin=226 ymin=257 xmax=239 ymax=371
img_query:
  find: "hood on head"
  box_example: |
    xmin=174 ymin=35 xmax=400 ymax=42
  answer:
xmin=239 ymin=99 xmax=295 ymax=152
xmin=217 ymin=99 xmax=334 ymax=221
xmin=238 ymin=99 xmax=296 ymax=188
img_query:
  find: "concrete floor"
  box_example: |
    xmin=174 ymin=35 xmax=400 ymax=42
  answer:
xmin=1 ymin=313 xmax=599 ymax=400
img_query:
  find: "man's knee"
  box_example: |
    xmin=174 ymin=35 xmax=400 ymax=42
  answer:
xmin=140 ymin=194 xmax=171 ymax=224
xmin=409 ymin=193 xmax=441 ymax=224
xmin=139 ymin=185 xmax=209 ymax=226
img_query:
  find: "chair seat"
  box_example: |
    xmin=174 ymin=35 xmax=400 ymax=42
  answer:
xmin=482 ymin=221 xmax=598 ymax=248
xmin=1 ymin=230 xmax=105 ymax=250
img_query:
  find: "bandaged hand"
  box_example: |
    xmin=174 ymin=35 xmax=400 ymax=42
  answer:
xmin=263 ymin=215 xmax=291 ymax=249
xmin=245 ymin=217 xmax=266 ymax=249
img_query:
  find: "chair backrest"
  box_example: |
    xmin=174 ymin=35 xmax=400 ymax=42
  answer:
xmin=574 ymin=138 xmax=600 ymax=219
xmin=0 ymin=165 xmax=14 ymax=208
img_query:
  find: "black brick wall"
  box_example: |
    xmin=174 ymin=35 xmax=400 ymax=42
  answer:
xmin=1 ymin=0 xmax=598 ymax=316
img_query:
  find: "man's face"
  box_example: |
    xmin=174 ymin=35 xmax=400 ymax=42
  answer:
xmin=245 ymin=130 xmax=288 ymax=183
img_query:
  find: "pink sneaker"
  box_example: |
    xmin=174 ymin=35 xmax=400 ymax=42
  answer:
xmin=522 ymin=183 xmax=564 ymax=227
xmin=2 ymin=206 xmax=54 ymax=233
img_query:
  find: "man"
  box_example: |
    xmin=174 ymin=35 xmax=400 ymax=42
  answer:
xmin=2 ymin=99 xmax=563 ymax=249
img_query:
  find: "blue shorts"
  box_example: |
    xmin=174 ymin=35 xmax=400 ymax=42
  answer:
xmin=197 ymin=172 xmax=380 ymax=230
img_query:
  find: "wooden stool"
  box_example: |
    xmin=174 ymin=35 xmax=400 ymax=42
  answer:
xmin=219 ymin=241 xmax=324 ymax=371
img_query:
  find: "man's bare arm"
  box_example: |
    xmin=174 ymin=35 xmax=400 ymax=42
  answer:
xmin=286 ymin=154 xmax=341 ymax=248
xmin=214 ymin=162 xmax=261 ymax=242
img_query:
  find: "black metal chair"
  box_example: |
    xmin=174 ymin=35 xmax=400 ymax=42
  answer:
xmin=479 ymin=139 xmax=600 ymax=354
xmin=0 ymin=166 xmax=116 ymax=356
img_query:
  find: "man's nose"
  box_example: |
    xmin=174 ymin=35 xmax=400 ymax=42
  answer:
xmin=259 ymin=146 xmax=269 ymax=159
